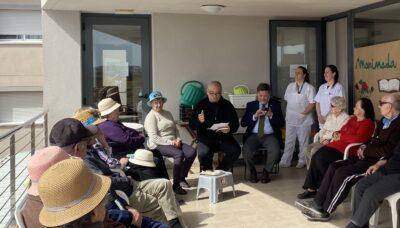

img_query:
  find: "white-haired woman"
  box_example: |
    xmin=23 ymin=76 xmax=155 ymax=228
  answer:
xmin=305 ymin=96 xmax=350 ymax=169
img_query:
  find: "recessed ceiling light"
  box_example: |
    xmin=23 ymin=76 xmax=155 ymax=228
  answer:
xmin=200 ymin=4 xmax=225 ymax=13
xmin=115 ymin=9 xmax=135 ymax=14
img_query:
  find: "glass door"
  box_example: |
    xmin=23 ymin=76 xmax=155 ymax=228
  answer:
xmin=82 ymin=14 xmax=151 ymax=121
xmin=270 ymin=21 xmax=324 ymax=103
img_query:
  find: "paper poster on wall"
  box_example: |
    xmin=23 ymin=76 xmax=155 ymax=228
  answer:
xmin=289 ymin=64 xmax=307 ymax=78
xmin=354 ymin=39 xmax=400 ymax=118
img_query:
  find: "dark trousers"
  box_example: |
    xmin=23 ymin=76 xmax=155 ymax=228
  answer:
xmin=303 ymin=146 xmax=343 ymax=190
xmin=197 ymin=137 xmax=241 ymax=171
xmin=243 ymin=134 xmax=280 ymax=172
xmin=157 ymin=144 xmax=197 ymax=187
xmin=315 ymin=158 xmax=373 ymax=213
xmin=351 ymin=171 xmax=400 ymax=227
xmin=151 ymin=149 xmax=170 ymax=180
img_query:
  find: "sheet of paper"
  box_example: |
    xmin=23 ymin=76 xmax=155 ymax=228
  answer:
xmin=208 ymin=122 xmax=229 ymax=131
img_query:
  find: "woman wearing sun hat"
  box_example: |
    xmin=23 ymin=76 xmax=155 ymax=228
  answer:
xmin=96 ymin=97 xmax=170 ymax=180
xmin=38 ymin=158 xmax=125 ymax=227
xmin=144 ymin=91 xmax=196 ymax=195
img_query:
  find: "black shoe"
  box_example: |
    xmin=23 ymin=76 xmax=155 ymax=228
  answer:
xmin=261 ymin=169 xmax=271 ymax=183
xmin=295 ymin=199 xmax=323 ymax=215
xmin=297 ymin=190 xmax=317 ymax=199
xmin=302 ymin=210 xmax=330 ymax=222
xmin=173 ymin=185 xmax=187 ymax=195
xmin=249 ymin=169 xmax=259 ymax=183
xmin=180 ymin=179 xmax=190 ymax=188
xmin=169 ymin=218 xmax=183 ymax=228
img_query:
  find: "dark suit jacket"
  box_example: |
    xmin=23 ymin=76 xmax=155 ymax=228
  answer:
xmin=240 ymin=98 xmax=285 ymax=147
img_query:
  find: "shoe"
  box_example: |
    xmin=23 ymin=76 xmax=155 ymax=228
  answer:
xmin=297 ymin=190 xmax=317 ymax=199
xmin=180 ymin=179 xmax=190 ymax=188
xmin=295 ymin=199 xmax=323 ymax=215
xmin=261 ymin=169 xmax=271 ymax=183
xmin=296 ymin=162 xmax=305 ymax=169
xmin=302 ymin=209 xmax=330 ymax=222
xmin=249 ymin=169 xmax=259 ymax=183
xmin=173 ymin=185 xmax=187 ymax=195
xmin=279 ymin=163 xmax=291 ymax=168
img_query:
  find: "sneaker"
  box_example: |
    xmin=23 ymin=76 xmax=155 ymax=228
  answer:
xmin=302 ymin=210 xmax=331 ymax=222
xmin=279 ymin=163 xmax=291 ymax=168
xmin=296 ymin=162 xmax=305 ymax=169
xmin=297 ymin=190 xmax=317 ymax=199
xmin=261 ymin=169 xmax=271 ymax=183
xmin=295 ymin=200 xmax=323 ymax=215
xmin=173 ymin=185 xmax=187 ymax=195
xmin=180 ymin=179 xmax=190 ymax=188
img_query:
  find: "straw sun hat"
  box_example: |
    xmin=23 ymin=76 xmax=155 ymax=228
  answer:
xmin=39 ymin=158 xmax=111 ymax=227
xmin=98 ymin=98 xmax=121 ymax=117
xmin=73 ymin=108 xmax=106 ymax=126
xmin=130 ymin=149 xmax=156 ymax=167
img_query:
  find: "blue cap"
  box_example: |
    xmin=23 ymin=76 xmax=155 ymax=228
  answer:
xmin=147 ymin=91 xmax=167 ymax=107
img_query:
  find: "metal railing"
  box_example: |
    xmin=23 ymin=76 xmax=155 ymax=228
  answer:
xmin=0 ymin=111 xmax=48 ymax=227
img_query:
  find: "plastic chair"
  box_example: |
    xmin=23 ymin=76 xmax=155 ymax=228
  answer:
xmin=14 ymin=193 xmax=27 ymax=228
xmin=368 ymin=192 xmax=400 ymax=228
xmin=196 ymin=171 xmax=235 ymax=204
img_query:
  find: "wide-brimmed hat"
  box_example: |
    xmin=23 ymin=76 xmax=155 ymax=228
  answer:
xmin=39 ymin=158 xmax=111 ymax=227
xmin=98 ymin=98 xmax=121 ymax=116
xmin=49 ymin=118 xmax=94 ymax=147
xmin=130 ymin=149 xmax=156 ymax=167
xmin=27 ymin=146 xmax=70 ymax=196
xmin=73 ymin=108 xmax=106 ymax=126
xmin=147 ymin=91 xmax=167 ymax=107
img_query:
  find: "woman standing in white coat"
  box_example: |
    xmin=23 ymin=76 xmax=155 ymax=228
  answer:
xmin=315 ymin=65 xmax=345 ymax=129
xmin=279 ymin=66 xmax=316 ymax=168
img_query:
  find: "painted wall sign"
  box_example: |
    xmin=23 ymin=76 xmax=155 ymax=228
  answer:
xmin=354 ymin=40 xmax=400 ymax=118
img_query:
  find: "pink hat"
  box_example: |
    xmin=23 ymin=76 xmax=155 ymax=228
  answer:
xmin=27 ymin=146 xmax=70 ymax=195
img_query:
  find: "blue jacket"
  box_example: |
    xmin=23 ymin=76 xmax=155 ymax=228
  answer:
xmin=240 ymin=99 xmax=285 ymax=147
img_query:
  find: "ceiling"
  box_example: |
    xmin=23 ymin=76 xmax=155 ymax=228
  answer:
xmin=356 ymin=2 xmax=400 ymax=20
xmin=41 ymin=0 xmax=382 ymax=18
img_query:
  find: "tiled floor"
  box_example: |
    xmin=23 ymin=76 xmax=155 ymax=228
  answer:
xmin=177 ymin=164 xmax=392 ymax=228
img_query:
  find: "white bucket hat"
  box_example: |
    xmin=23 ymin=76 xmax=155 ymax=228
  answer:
xmin=130 ymin=149 xmax=156 ymax=167
xmin=98 ymin=98 xmax=121 ymax=116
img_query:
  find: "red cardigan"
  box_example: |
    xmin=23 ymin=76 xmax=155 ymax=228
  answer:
xmin=327 ymin=116 xmax=375 ymax=157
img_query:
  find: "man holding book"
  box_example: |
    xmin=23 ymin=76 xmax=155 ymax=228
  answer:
xmin=241 ymin=83 xmax=285 ymax=183
xmin=189 ymin=81 xmax=241 ymax=171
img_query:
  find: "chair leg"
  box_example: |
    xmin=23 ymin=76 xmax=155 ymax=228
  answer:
xmin=389 ymin=199 xmax=398 ymax=228
xmin=369 ymin=207 xmax=380 ymax=227
xmin=196 ymin=187 xmax=201 ymax=200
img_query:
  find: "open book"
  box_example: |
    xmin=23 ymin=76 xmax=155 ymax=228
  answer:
xmin=200 ymin=170 xmax=225 ymax=176
xmin=378 ymin=78 xmax=400 ymax=92
xmin=208 ymin=122 xmax=229 ymax=132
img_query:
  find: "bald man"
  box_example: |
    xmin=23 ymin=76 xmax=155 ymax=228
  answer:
xmin=189 ymin=81 xmax=241 ymax=171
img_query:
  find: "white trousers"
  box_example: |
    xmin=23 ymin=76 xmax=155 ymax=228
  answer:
xmin=280 ymin=124 xmax=311 ymax=166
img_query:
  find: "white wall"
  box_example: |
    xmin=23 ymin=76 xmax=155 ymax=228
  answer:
xmin=152 ymin=13 xmax=269 ymax=118
xmin=42 ymin=10 xmax=81 ymax=127
xmin=0 ymin=92 xmax=43 ymax=123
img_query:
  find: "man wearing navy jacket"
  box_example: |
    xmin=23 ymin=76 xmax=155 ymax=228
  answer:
xmin=241 ymin=83 xmax=285 ymax=183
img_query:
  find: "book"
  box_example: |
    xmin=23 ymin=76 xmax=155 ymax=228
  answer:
xmin=200 ymin=170 xmax=225 ymax=176
xmin=378 ymin=78 xmax=400 ymax=92
xmin=208 ymin=122 xmax=229 ymax=132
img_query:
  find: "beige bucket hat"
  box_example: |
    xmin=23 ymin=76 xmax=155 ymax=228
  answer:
xmin=38 ymin=158 xmax=111 ymax=227
xmin=98 ymin=98 xmax=121 ymax=117
xmin=130 ymin=149 xmax=156 ymax=167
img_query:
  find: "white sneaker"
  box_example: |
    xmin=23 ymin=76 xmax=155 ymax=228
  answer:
xmin=279 ymin=163 xmax=291 ymax=168
xmin=296 ymin=162 xmax=305 ymax=169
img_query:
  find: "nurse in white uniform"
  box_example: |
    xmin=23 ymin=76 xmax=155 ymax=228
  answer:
xmin=280 ymin=66 xmax=315 ymax=168
xmin=315 ymin=65 xmax=345 ymax=129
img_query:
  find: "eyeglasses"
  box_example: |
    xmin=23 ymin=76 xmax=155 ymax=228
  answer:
xmin=330 ymin=104 xmax=337 ymax=108
xmin=208 ymin=92 xmax=222 ymax=96
xmin=379 ymin=101 xmax=392 ymax=106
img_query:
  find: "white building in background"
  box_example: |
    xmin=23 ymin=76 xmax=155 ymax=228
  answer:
xmin=0 ymin=1 xmax=43 ymax=124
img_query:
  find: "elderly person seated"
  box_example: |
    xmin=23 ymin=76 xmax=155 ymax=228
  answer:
xmin=50 ymin=118 xmax=182 ymax=227
xmin=97 ymin=97 xmax=169 ymax=179
xmin=241 ymin=83 xmax=284 ymax=183
xmin=305 ymin=96 xmax=350 ymax=169
xmin=346 ymin=142 xmax=400 ymax=228
xmin=144 ymin=91 xmax=196 ymax=195
xmin=21 ymin=146 xmax=70 ymax=227
xmin=189 ymin=81 xmax=241 ymax=171
xmin=297 ymin=98 xmax=375 ymax=199
xmin=297 ymin=94 xmax=400 ymax=221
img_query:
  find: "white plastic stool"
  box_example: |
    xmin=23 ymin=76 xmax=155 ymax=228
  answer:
xmin=369 ymin=192 xmax=400 ymax=227
xmin=196 ymin=171 xmax=236 ymax=204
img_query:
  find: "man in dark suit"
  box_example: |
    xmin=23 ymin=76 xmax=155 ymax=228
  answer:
xmin=241 ymin=83 xmax=285 ymax=183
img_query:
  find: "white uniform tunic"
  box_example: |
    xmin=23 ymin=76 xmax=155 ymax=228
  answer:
xmin=314 ymin=82 xmax=345 ymax=128
xmin=280 ymin=82 xmax=316 ymax=167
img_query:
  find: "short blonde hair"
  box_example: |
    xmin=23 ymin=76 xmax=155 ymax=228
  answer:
xmin=331 ymin=96 xmax=346 ymax=111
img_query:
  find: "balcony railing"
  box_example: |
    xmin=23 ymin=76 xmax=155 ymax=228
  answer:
xmin=0 ymin=111 xmax=48 ymax=226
